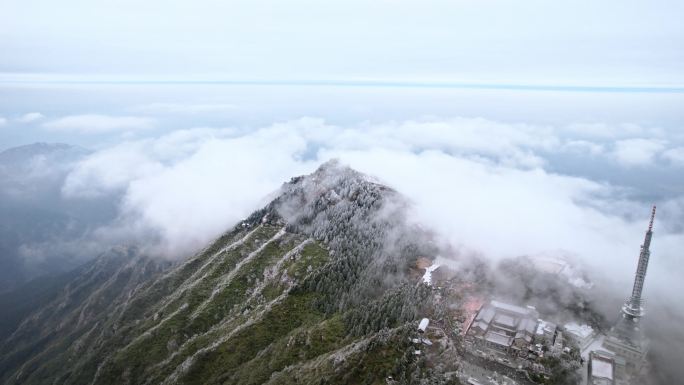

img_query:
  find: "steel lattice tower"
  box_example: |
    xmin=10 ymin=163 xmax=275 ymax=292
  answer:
xmin=613 ymin=205 xmax=656 ymax=342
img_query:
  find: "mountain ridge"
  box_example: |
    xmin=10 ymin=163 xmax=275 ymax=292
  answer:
xmin=0 ymin=161 xmax=450 ymax=385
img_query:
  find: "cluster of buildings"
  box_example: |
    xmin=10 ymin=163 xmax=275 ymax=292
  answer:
xmin=464 ymin=299 xmax=574 ymax=376
xmin=583 ymin=206 xmax=656 ymax=385
xmin=463 ymin=206 xmax=657 ymax=385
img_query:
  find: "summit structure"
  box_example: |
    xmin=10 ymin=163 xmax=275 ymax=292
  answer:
xmin=599 ymin=205 xmax=656 ymax=384
xmin=613 ymin=205 xmax=656 ymax=342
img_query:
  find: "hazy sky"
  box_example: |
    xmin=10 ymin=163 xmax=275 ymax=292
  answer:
xmin=2 ymin=0 xmax=684 ymax=86
xmin=2 ymin=0 xmax=683 ymax=148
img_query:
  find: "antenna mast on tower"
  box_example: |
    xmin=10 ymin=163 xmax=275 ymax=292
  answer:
xmin=614 ymin=205 xmax=656 ymax=342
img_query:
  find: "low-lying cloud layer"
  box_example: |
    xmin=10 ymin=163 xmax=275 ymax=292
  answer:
xmin=17 ymin=112 xmax=45 ymax=123
xmin=42 ymin=114 xmax=156 ymax=134
xmin=3 ymin=115 xmax=682 ymax=380
xmin=58 ymin=117 xmax=684 ymax=301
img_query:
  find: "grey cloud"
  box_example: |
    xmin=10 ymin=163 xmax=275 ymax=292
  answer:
xmin=564 ymin=123 xmax=665 ymax=140
xmin=561 ymin=140 xmax=605 ymax=155
xmin=610 ymin=138 xmax=667 ymax=166
xmin=662 ymin=147 xmax=684 ymax=166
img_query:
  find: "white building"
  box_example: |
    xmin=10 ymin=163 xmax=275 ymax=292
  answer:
xmin=588 ymin=350 xmax=615 ymax=385
xmin=418 ymin=318 xmax=430 ymax=333
xmin=565 ymin=322 xmax=595 ymax=350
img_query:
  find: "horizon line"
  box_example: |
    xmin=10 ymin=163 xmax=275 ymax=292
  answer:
xmin=2 ymin=78 xmax=684 ymax=94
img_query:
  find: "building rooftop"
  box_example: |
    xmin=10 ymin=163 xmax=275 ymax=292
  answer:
xmin=590 ymin=353 xmax=614 ymax=380
xmin=485 ymin=331 xmax=513 ymax=347
xmin=565 ymin=322 xmax=594 ymax=339
xmin=536 ymin=319 xmax=556 ymax=336
xmin=466 ymin=300 xmax=541 ymax=349
xmin=418 ymin=318 xmax=429 ymax=332
xmin=494 ymin=313 xmax=517 ymax=329
xmin=490 ymin=300 xmax=536 ymax=316
xmin=520 ymin=317 xmax=537 ymax=334
xmin=476 ymin=307 xmax=496 ymax=323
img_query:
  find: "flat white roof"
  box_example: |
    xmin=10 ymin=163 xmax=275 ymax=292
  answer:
xmin=565 ymin=322 xmax=594 ymax=339
xmin=494 ymin=313 xmax=517 ymax=328
xmin=591 ymin=357 xmax=614 ymax=380
xmin=485 ymin=331 xmax=512 ymax=347
xmin=418 ymin=318 xmax=429 ymax=331
xmin=476 ymin=307 xmax=496 ymax=323
xmin=536 ymin=319 xmax=556 ymax=335
xmin=581 ymin=334 xmax=606 ymax=360
xmin=491 ymin=300 xmax=532 ymax=316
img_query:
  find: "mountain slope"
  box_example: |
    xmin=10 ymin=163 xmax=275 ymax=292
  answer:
xmin=0 ymin=161 xmax=451 ymax=385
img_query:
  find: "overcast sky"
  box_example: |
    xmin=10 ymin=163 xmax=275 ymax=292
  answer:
xmin=1 ymin=0 xmax=684 ymax=86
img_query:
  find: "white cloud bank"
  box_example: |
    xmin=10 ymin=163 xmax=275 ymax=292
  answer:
xmin=611 ymin=138 xmax=667 ymax=166
xmin=133 ymin=103 xmax=239 ymax=114
xmin=43 ymin=114 xmax=156 ymax=133
xmin=60 ymin=117 xmax=684 ymax=301
xmin=17 ymin=112 xmax=45 ymax=123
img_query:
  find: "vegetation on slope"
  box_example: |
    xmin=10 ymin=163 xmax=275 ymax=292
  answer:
xmin=0 ymin=161 xmax=454 ymax=385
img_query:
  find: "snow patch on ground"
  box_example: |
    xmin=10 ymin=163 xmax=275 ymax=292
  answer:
xmin=422 ymin=263 xmax=440 ymax=285
xmin=422 ymin=255 xmax=450 ymax=286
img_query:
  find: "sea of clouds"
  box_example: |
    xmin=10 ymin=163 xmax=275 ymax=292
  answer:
xmin=46 ymin=116 xmax=681 ymax=298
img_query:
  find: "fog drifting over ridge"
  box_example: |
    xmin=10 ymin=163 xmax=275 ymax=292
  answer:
xmin=54 ymin=117 xmax=684 ymax=300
